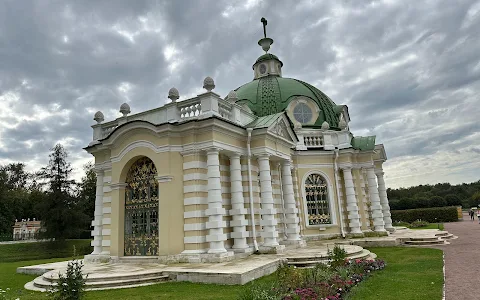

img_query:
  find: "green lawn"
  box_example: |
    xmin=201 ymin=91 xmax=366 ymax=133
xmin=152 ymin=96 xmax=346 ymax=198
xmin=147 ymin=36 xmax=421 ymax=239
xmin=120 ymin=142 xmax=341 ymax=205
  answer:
xmin=0 ymin=239 xmax=91 ymax=263
xmin=409 ymin=223 xmax=444 ymax=230
xmin=346 ymin=247 xmax=444 ymax=300
xmin=0 ymin=246 xmax=444 ymax=300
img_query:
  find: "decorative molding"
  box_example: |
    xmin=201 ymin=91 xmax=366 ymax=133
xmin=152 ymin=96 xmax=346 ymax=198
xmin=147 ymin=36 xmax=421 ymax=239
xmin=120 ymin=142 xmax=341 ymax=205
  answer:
xmin=156 ymin=175 xmax=173 ymax=183
xmin=111 ymin=140 xmax=183 ymax=163
xmin=110 ymin=183 xmax=128 ymax=190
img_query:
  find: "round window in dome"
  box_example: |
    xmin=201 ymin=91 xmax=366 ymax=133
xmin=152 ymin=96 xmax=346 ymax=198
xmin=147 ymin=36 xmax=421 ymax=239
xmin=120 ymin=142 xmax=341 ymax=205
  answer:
xmin=293 ymin=103 xmax=313 ymax=124
xmin=259 ymin=63 xmax=267 ymax=74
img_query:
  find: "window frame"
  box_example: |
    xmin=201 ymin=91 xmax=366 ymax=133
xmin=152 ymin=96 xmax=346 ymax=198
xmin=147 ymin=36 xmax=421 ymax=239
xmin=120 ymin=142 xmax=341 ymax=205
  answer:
xmin=301 ymin=170 xmax=337 ymax=228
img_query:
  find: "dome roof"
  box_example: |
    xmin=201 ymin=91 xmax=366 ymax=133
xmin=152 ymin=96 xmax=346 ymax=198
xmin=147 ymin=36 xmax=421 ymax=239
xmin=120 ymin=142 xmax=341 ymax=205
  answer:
xmin=254 ymin=53 xmax=283 ymax=68
xmin=235 ymin=76 xmax=341 ymax=128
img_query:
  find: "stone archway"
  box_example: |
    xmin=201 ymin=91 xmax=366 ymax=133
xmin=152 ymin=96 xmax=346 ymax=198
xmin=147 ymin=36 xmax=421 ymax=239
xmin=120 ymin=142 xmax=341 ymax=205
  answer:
xmin=124 ymin=156 xmax=159 ymax=256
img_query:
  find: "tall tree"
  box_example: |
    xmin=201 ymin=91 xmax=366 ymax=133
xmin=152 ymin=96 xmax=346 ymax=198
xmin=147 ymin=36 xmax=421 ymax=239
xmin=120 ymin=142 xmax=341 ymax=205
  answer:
xmin=36 ymin=144 xmax=86 ymax=240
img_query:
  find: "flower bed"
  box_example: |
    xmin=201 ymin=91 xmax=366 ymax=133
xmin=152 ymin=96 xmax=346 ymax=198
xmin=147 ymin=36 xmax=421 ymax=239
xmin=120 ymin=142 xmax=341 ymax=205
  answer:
xmin=238 ymin=256 xmax=386 ymax=300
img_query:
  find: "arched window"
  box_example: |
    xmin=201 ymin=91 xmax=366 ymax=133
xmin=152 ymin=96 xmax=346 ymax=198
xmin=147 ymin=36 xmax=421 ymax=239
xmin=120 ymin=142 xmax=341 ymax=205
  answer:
xmin=305 ymin=173 xmax=331 ymax=225
xmin=124 ymin=157 xmax=159 ymax=256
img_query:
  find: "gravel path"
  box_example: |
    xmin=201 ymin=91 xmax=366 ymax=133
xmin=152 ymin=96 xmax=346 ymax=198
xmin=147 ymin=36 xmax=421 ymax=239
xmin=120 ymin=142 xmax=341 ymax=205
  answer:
xmin=438 ymin=212 xmax=480 ymax=300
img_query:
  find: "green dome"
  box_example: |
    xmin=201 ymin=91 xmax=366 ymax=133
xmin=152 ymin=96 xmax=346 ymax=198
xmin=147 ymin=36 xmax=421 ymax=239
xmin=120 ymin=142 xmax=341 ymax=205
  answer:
xmin=235 ymin=76 xmax=341 ymax=128
xmin=254 ymin=53 xmax=283 ymax=68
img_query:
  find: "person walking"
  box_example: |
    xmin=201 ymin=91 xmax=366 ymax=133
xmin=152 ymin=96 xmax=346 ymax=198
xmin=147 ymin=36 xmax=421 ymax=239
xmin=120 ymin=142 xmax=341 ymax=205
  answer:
xmin=469 ymin=208 xmax=475 ymax=221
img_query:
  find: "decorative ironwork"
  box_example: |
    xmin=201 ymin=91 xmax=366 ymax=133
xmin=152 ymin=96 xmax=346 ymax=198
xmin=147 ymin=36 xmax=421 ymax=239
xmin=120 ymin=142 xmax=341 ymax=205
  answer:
xmin=124 ymin=157 xmax=159 ymax=256
xmin=305 ymin=174 xmax=331 ymax=225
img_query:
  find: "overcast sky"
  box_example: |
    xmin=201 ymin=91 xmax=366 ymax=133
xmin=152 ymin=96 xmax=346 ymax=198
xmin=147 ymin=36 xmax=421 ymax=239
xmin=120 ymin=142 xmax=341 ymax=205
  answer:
xmin=1 ymin=0 xmax=479 ymax=189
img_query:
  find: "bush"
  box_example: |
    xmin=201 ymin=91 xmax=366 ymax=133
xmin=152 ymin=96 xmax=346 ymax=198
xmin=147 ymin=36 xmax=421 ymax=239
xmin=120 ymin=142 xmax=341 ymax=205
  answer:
xmin=410 ymin=220 xmax=429 ymax=228
xmin=50 ymin=259 xmax=86 ymax=300
xmin=391 ymin=206 xmax=458 ymax=223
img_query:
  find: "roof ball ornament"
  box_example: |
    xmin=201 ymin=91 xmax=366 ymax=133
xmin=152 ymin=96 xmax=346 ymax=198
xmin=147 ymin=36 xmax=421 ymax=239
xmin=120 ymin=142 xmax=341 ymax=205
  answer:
xmin=93 ymin=111 xmax=104 ymax=124
xmin=203 ymin=76 xmax=215 ymax=91
xmin=339 ymin=119 xmax=347 ymax=130
xmin=227 ymin=90 xmax=238 ymax=103
xmin=321 ymin=121 xmax=330 ymax=130
xmin=168 ymin=87 xmax=179 ymax=102
xmin=120 ymin=103 xmax=131 ymax=117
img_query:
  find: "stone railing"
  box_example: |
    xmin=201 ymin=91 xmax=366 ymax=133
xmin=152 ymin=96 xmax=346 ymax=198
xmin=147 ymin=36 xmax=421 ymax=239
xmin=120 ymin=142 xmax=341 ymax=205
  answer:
xmin=91 ymin=92 xmax=256 ymax=143
xmin=303 ymin=134 xmax=323 ymax=148
xmin=294 ymin=129 xmax=353 ymax=151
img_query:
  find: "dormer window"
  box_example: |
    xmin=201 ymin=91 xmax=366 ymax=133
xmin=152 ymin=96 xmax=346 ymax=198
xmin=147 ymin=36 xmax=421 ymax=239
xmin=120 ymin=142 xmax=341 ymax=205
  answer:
xmin=293 ymin=103 xmax=313 ymax=123
xmin=259 ymin=63 xmax=267 ymax=74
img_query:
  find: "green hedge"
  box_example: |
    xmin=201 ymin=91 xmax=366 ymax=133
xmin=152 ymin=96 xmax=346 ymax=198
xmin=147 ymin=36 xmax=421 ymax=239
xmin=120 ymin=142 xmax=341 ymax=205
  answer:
xmin=391 ymin=206 xmax=458 ymax=223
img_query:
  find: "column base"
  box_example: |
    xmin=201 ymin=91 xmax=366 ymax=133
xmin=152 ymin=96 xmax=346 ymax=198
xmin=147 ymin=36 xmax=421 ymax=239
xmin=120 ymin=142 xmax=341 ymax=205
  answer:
xmin=232 ymin=247 xmax=255 ymax=254
xmin=280 ymin=239 xmax=307 ymax=248
xmin=84 ymin=254 xmax=112 ymax=263
xmin=385 ymin=226 xmax=396 ymax=233
xmin=258 ymin=244 xmax=285 ymax=254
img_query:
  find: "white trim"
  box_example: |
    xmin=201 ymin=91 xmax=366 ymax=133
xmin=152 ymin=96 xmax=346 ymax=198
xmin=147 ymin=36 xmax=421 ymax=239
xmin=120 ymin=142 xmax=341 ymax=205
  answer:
xmin=102 ymin=197 xmax=112 ymax=204
xmin=156 ymin=175 xmax=173 ymax=183
xmin=184 ymin=236 xmax=207 ymax=243
xmin=300 ymin=169 xmax=338 ymax=229
xmin=297 ymin=163 xmax=334 ymax=169
xmin=101 ymin=229 xmax=111 ymax=236
xmin=102 ymin=218 xmax=111 ymax=225
xmin=184 ymin=210 xmax=206 ymax=218
xmin=102 ymin=186 xmax=112 ymax=193
xmin=111 ymin=140 xmax=183 ymax=163
xmin=103 ymin=176 xmax=112 ymax=183
xmin=102 ymin=207 xmax=112 ymax=214
xmin=101 ymin=240 xmax=111 ymax=247
xmin=184 ymin=185 xmax=208 ymax=193
xmin=184 ymin=223 xmax=207 ymax=231
xmin=183 ymin=161 xmax=207 ymax=170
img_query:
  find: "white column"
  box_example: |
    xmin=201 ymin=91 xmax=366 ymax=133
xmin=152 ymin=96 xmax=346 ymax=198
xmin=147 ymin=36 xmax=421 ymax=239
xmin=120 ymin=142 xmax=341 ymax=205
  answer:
xmin=375 ymin=170 xmax=394 ymax=231
xmin=291 ymin=167 xmax=303 ymax=235
xmin=257 ymin=155 xmax=279 ymax=247
xmin=91 ymin=169 xmax=104 ymax=254
xmin=342 ymin=167 xmax=362 ymax=234
xmin=205 ymin=148 xmax=227 ymax=253
xmin=229 ymin=153 xmax=249 ymax=250
xmin=282 ymin=161 xmax=301 ymax=241
xmin=366 ymin=167 xmax=386 ymax=232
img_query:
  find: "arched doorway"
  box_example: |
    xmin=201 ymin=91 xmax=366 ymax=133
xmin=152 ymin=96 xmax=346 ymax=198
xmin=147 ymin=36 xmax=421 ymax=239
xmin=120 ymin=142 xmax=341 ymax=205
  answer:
xmin=124 ymin=157 xmax=159 ymax=256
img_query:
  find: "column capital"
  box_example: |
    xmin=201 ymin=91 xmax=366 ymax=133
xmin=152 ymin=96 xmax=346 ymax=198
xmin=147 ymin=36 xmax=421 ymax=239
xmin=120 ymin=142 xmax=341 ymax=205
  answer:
xmin=94 ymin=168 xmax=104 ymax=176
xmin=204 ymin=147 xmax=222 ymax=154
xmin=281 ymin=159 xmax=293 ymax=167
xmin=374 ymin=169 xmax=384 ymax=176
xmin=341 ymin=165 xmax=353 ymax=171
xmin=256 ymin=153 xmax=270 ymax=160
xmin=228 ymin=152 xmax=242 ymax=159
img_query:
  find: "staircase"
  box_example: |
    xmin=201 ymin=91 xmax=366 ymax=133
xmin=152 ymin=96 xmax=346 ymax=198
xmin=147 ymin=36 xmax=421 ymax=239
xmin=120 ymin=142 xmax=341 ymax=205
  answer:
xmin=27 ymin=269 xmax=170 ymax=291
xmin=403 ymin=230 xmax=457 ymax=246
xmin=286 ymin=246 xmax=376 ymax=268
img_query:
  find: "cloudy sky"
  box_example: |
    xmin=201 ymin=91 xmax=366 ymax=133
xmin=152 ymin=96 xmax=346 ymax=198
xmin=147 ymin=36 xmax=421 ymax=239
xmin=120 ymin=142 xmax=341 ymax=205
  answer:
xmin=1 ymin=0 xmax=479 ymax=189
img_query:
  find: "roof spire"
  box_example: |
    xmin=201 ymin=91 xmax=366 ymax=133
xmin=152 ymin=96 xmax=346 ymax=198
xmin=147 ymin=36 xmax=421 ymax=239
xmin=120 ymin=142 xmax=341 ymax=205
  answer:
xmin=258 ymin=17 xmax=273 ymax=53
xmin=261 ymin=17 xmax=267 ymax=38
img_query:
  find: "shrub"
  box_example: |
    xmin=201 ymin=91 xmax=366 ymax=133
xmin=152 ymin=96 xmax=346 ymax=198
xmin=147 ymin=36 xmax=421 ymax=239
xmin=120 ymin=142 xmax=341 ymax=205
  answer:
xmin=328 ymin=245 xmax=347 ymax=268
xmin=410 ymin=220 xmax=429 ymax=228
xmin=50 ymin=260 xmax=86 ymax=300
xmin=391 ymin=206 xmax=458 ymax=223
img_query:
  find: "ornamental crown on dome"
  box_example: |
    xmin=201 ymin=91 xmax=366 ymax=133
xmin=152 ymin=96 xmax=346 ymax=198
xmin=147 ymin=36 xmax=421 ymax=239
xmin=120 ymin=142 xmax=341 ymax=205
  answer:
xmin=321 ymin=121 xmax=330 ymax=130
xmin=93 ymin=111 xmax=104 ymax=124
xmin=168 ymin=87 xmax=179 ymax=102
xmin=203 ymin=76 xmax=215 ymax=91
xmin=120 ymin=103 xmax=131 ymax=116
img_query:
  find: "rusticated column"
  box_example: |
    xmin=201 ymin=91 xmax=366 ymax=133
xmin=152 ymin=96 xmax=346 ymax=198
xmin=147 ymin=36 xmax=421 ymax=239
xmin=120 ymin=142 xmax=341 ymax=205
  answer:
xmin=257 ymin=154 xmax=279 ymax=247
xmin=342 ymin=167 xmax=362 ymax=234
xmin=366 ymin=167 xmax=386 ymax=232
xmin=229 ymin=153 xmax=249 ymax=251
xmin=91 ymin=169 xmax=104 ymax=254
xmin=281 ymin=161 xmax=301 ymax=241
xmin=205 ymin=148 xmax=227 ymax=253
xmin=375 ymin=170 xmax=394 ymax=231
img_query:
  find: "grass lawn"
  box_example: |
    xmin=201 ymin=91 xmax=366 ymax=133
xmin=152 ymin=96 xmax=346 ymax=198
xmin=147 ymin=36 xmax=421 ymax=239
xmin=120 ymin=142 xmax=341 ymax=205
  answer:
xmin=346 ymin=247 xmax=444 ymax=300
xmin=409 ymin=223 xmax=444 ymax=230
xmin=0 ymin=239 xmax=91 ymax=263
xmin=0 ymin=246 xmax=443 ymax=300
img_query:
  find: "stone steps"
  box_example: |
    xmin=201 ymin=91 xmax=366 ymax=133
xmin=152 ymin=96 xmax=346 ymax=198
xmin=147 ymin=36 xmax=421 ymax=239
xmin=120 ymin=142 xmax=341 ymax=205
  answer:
xmin=404 ymin=239 xmax=446 ymax=246
xmin=30 ymin=270 xmax=170 ymax=291
xmin=286 ymin=249 xmax=374 ymax=268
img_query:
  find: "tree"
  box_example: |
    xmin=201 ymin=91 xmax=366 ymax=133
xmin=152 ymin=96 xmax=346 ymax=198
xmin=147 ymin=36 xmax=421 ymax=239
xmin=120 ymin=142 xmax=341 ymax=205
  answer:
xmin=445 ymin=194 xmax=462 ymax=206
xmin=76 ymin=162 xmax=97 ymax=220
xmin=36 ymin=144 xmax=87 ymax=240
xmin=0 ymin=163 xmax=30 ymax=190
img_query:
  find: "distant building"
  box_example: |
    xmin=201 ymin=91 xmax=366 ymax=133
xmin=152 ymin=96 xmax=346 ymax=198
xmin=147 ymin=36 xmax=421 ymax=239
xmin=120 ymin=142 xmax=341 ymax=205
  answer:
xmin=12 ymin=219 xmax=42 ymax=240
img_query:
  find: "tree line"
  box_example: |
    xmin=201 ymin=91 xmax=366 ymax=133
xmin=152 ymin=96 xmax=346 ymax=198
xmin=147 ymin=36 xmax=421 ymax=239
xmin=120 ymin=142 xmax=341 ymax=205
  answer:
xmin=0 ymin=144 xmax=96 ymax=240
xmin=387 ymin=181 xmax=480 ymax=210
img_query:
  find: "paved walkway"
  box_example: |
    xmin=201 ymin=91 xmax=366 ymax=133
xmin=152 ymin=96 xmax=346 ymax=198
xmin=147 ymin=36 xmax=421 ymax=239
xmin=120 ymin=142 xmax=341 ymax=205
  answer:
xmin=439 ymin=213 xmax=480 ymax=300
